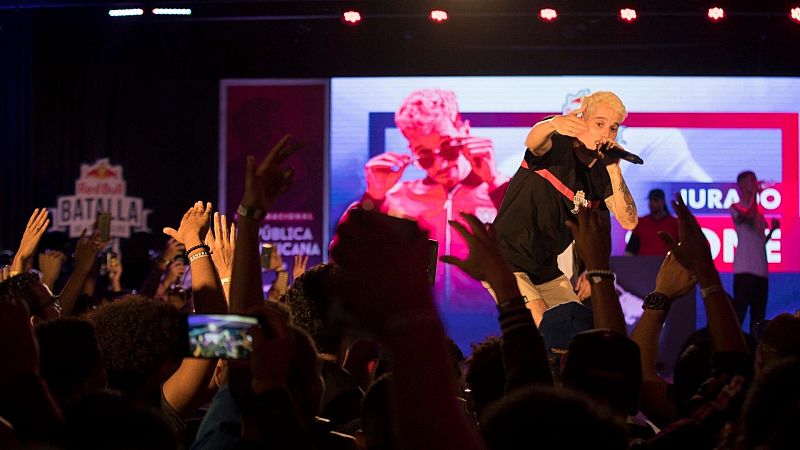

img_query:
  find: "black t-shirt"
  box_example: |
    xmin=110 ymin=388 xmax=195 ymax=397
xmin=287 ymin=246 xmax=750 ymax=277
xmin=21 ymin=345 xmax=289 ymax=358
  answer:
xmin=493 ymin=133 xmax=613 ymax=284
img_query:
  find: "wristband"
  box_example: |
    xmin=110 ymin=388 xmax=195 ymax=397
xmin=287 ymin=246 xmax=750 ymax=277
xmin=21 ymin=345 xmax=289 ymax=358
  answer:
xmin=643 ymin=292 xmax=672 ymax=311
xmin=585 ymin=269 xmax=615 ymax=285
xmin=700 ymin=285 xmax=725 ymax=299
xmin=188 ymin=251 xmax=210 ymax=264
xmin=237 ymin=204 xmax=266 ymax=221
xmin=220 ymin=277 xmax=231 ymax=285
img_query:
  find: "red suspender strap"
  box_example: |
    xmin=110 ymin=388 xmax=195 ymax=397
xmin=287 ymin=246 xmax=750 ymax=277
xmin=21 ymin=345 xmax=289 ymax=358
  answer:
xmin=532 ymin=168 xmax=600 ymax=209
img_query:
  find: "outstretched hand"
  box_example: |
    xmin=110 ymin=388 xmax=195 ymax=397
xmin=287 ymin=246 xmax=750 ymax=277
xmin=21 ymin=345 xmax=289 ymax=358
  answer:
xmin=12 ymin=208 xmax=50 ymax=272
xmin=205 ymin=212 xmax=236 ymax=278
xmin=657 ymin=194 xmax=714 ymax=279
xmin=550 ymin=104 xmax=588 ymax=138
xmin=74 ymin=229 xmax=108 ymax=274
xmin=654 ymin=252 xmax=696 ymax=299
xmin=564 ymin=207 xmax=612 ymax=270
xmin=440 ymin=213 xmax=514 ymax=284
xmin=163 ymin=201 xmax=212 ymax=248
xmin=241 ymin=135 xmax=303 ymax=213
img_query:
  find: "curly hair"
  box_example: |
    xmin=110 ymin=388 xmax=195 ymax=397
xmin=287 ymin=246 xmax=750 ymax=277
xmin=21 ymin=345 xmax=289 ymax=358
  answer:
xmin=87 ymin=295 xmax=185 ymax=396
xmin=465 ymin=336 xmax=505 ymax=418
xmin=394 ymin=89 xmax=464 ymax=138
xmin=0 ymin=272 xmax=40 ymax=307
xmin=283 ymin=263 xmax=342 ymax=355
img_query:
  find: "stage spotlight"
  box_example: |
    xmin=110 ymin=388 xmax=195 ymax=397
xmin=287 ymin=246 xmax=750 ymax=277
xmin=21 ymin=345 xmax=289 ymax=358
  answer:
xmin=152 ymin=8 xmax=192 ymax=16
xmin=342 ymin=10 xmax=362 ymax=25
xmin=429 ymin=9 xmax=449 ymax=23
xmin=538 ymin=8 xmax=558 ymax=22
xmin=619 ymin=8 xmax=637 ymax=23
xmin=108 ymin=8 xmax=144 ymax=17
xmin=791 ymin=6 xmax=800 ymax=23
xmin=707 ymin=6 xmax=725 ymax=22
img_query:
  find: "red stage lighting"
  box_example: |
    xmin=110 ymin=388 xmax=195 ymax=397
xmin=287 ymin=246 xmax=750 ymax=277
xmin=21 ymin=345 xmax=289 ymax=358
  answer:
xmin=619 ymin=8 xmax=637 ymax=23
xmin=342 ymin=10 xmax=362 ymax=25
xmin=538 ymin=8 xmax=558 ymax=22
xmin=429 ymin=9 xmax=449 ymax=23
xmin=707 ymin=6 xmax=725 ymax=22
xmin=791 ymin=6 xmax=800 ymax=24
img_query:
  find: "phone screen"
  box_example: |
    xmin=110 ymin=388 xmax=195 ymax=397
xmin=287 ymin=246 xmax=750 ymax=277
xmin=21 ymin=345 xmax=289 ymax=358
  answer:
xmin=260 ymin=243 xmax=273 ymax=270
xmin=97 ymin=212 xmax=112 ymax=241
xmin=187 ymin=314 xmax=257 ymax=359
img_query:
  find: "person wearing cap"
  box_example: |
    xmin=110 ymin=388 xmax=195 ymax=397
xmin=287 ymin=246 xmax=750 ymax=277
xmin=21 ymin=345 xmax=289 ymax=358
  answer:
xmin=624 ymin=188 xmax=679 ymax=256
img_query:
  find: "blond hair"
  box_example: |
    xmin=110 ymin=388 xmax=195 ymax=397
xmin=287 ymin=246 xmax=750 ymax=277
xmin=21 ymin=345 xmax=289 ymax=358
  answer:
xmin=579 ymin=91 xmax=627 ymax=123
xmin=395 ymin=89 xmax=463 ymax=138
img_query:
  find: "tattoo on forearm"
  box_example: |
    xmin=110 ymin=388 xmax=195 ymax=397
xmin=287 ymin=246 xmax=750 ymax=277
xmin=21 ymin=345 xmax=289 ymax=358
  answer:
xmin=620 ymin=180 xmax=637 ymax=223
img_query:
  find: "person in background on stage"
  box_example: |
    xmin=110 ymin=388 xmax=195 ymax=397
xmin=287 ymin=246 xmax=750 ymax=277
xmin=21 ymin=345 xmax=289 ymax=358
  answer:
xmin=730 ymin=170 xmax=780 ymax=334
xmin=355 ymin=88 xmax=509 ymax=309
xmin=493 ymin=91 xmax=638 ymax=324
xmin=624 ymin=188 xmax=678 ymax=256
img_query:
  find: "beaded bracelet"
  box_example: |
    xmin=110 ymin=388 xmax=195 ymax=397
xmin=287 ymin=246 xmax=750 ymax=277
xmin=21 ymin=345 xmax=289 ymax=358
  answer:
xmin=585 ymin=269 xmax=615 ymax=285
xmin=185 ymin=244 xmax=210 ymax=256
xmin=188 ymin=251 xmax=211 ymax=264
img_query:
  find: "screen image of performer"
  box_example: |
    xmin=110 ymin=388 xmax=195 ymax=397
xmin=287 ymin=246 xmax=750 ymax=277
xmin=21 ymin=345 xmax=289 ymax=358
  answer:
xmin=356 ymin=89 xmax=509 ymax=309
xmin=624 ymin=188 xmax=679 ymax=256
xmin=493 ymin=91 xmax=638 ymax=324
xmin=730 ymin=170 xmax=780 ymax=334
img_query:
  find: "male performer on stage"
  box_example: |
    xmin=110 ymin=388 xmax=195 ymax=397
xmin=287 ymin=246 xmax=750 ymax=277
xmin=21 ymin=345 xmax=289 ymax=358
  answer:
xmin=492 ymin=91 xmax=638 ymax=322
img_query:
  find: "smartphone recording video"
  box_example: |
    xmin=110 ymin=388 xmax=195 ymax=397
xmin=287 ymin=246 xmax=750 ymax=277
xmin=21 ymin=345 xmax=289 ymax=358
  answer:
xmin=187 ymin=314 xmax=257 ymax=359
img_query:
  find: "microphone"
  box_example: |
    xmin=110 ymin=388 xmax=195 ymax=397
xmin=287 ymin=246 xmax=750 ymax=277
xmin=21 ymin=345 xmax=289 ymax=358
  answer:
xmin=599 ymin=141 xmax=644 ymax=165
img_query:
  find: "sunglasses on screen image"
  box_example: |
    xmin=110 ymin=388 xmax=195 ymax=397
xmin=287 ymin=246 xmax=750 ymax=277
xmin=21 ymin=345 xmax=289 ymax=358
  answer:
xmin=412 ymin=138 xmax=465 ymax=169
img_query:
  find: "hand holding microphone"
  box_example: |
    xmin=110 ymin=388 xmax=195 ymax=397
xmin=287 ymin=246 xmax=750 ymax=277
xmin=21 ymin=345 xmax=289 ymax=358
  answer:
xmin=594 ymin=139 xmax=644 ymax=165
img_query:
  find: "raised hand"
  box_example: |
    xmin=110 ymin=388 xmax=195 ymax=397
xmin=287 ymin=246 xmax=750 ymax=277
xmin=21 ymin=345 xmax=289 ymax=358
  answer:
xmin=159 ymin=238 xmax=186 ymax=269
xmin=247 ymin=305 xmax=295 ymax=394
xmin=654 ymin=252 xmax=696 ymax=299
xmin=11 ymin=208 xmax=51 ymax=273
xmin=163 ymin=201 xmax=212 ymax=248
xmin=657 ymin=194 xmax=714 ymax=279
xmin=365 ymin=152 xmax=411 ymax=199
xmin=108 ymin=257 xmax=123 ymax=292
xmin=564 ymin=207 xmax=612 ymax=270
xmin=770 ymin=218 xmax=780 ymax=231
xmin=205 ymin=212 xmax=236 ymax=278
xmin=74 ymin=229 xmax=107 ymax=274
xmin=38 ymin=250 xmax=67 ymax=289
xmin=292 ymin=254 xmax=309 ymax=282
xmin=164 ymin=259 xmax=186 ymax=286
xmin=550 ymin=104 xmax=588 ymax=138
xmin=459 ymin=137 xmax=498 ymax=184
xmin=241 ymin=135 xmax=303 ymax=213
xmin=441 ymin=213 xmax=513 ymax=282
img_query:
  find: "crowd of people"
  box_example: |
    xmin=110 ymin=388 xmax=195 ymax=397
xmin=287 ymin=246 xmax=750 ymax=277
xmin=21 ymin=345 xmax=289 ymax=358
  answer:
xmin=1 ymin=108 xmax=798 ymax=450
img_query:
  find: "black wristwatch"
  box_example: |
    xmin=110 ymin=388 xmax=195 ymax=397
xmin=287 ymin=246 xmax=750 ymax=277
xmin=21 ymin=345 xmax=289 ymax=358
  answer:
xmin=643 ymin=292 xmax=672 ymax=311
xmin=237 ymin=204 xmax=266 ymax=221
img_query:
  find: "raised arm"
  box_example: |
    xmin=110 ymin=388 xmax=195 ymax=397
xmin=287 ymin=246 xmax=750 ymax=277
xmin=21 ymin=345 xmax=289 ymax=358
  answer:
xmin=162 ymin=201 xmax=229 ymax=418
xmin=442 ymin=212 xmax=552 ymax=390
xmin=59 ymin=230 xmax=105 ymax=317
xmin=630 ymin=253 xmax=696 ymax=426
xmin=230 ymin=136 xmax=302 ymax=315
xmin=525 ymin=106 xmax=587 ymax=156
xmin=659 ymin=194 xmax=748 ymax=354
xmin=10 ymin=208 xmax=50 ymax=275
xmin=565 ymin=208 xmax=627 ymax=336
